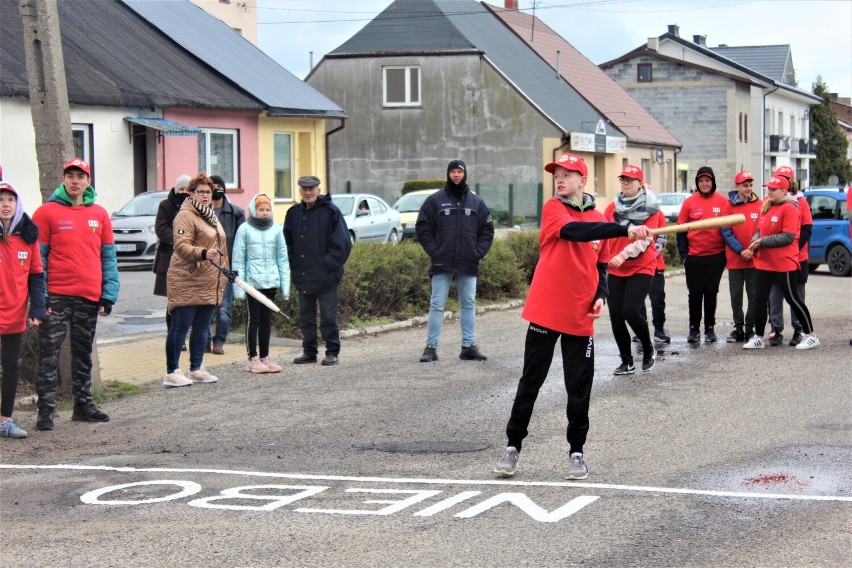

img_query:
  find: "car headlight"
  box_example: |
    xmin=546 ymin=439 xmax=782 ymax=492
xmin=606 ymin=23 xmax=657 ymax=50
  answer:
xmin=147 ymin=225 xmax=156 ymax=233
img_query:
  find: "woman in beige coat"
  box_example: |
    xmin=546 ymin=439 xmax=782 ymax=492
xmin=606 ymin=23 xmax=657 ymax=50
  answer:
xmin=163 ymin=173 xmax=227 ymax=387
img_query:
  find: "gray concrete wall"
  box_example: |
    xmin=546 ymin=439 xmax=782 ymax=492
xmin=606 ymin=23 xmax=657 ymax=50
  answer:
xmin=308 ymin=54 xmax=562 ymax=203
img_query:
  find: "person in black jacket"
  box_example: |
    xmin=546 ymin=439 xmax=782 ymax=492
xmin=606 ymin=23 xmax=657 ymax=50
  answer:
xmin=208 ymin=175 xmax=245 ymax=355
xmin=284 ymin=175 xmax=352 ymax=366
xmin=415 ymin=160 xmax=494 ymax=363
xmin=153 ymin=174 xmax=191 ymax=349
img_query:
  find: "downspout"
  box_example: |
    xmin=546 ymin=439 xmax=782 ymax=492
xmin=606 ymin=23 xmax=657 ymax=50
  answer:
xmin=673 ymin=147 xmax=679 ymax=192
xmin=325 ymin=117 xmax=346 ymax=195
xmin=761 ymin=85 xmax=780 ymax=198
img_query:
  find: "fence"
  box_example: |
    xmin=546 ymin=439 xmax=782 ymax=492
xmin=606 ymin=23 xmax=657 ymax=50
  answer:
xmin=474 ymin=183 xmax=543 ymax=228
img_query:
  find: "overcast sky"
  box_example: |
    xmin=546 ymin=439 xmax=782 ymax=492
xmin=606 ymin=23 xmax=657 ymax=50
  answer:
xmin=256 ymin=0 xmax=852 ymax=96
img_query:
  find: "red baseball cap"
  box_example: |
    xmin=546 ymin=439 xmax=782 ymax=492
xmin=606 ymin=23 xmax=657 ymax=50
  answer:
xmin=619 ymin=164 xmax=644 ymax=182
xmin=63 ymin=158 xmax=91 ymax=176
xmin=763 ymin=176 xmax=789 ymax=190
xmin=545 ymin=152 xmax=588 ymax=177
xmin=734 ymin=170 xmax=754 ymax=185
xmin=774 ymin=165 xmax=795 ymax=179
xmin=0 ymin=181 xmax=18 ymax=197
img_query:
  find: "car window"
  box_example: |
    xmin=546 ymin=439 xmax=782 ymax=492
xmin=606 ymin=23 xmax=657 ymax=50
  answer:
xmin=332 ymin=196 xmax=354 ymax=215
xmin=369 ymin=198 xmax=386 ymax=214
xmin=114 ymin=193 xmax=167 ymax=216
xmin=657 ymin=193 xmax=685 ymax=205
xmin=394 ymin=193 xmax=430 ymax=212
xmin=809 ymin=195 xmax=838 ymax=220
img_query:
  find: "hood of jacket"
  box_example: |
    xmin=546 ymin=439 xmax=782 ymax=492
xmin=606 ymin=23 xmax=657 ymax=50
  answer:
xmin=556 ymin=192 xmax=597 ymax=212
xmin=694 ymin=166 xmax=717 ymax=194
xmin=168 ymin=187 xmax=190 ymax=209
xmin=727 ymin=189 xmax=759 ymax=206
xmin=48 ymin=184 xmax=96 ymax=206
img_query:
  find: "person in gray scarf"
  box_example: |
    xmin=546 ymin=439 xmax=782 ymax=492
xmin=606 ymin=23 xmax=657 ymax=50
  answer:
xmin=603 ymin=165 xmax=661 ymax=375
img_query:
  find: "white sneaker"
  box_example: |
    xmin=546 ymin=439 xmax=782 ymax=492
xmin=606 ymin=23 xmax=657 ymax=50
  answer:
xmin=743 ymin=335 xmax=765 ymax=349
xmin=163 ymin=369 xmax=192 ymax=388
xmin=189 ymin=369 xmax=218 ymax=383
xmin=794 ymin=334 xmax=820 ymax=350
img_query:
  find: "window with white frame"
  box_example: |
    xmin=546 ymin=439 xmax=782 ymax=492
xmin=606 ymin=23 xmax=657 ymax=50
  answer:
xmin=72 ymin=124 xmax=93 ymax=164
xmin=273 ymin=132 xmax=293 ymax=200
xmin=383 ymin=66 xmax=420 ymax=107
xmin=198 ymin=128 xmax=239 ymax=187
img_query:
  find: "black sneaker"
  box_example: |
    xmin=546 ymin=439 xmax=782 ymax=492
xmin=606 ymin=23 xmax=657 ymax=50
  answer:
xmin=788 ymin=330 xmax=803 ymax=346
xmin=704 ymin=327 xmax=718 ymax=343
xmin=36 ymin=409 xmax=54 ymax=431
xmin=72 ymin=404 xmax=110 ymax=423
xmin=321 ymin=354 xmax=339 ymax=366
xmin=614 ymin=358 xmax=635 ymax=375
xmin=687 ymin=328 xmax=700 ymax=343
xmin=653 ymin=329 xmax=671 ymax=343
xmin=420 ymin=345 xmax=438 ymax=362
xmin=769 ymin=330 xmax=784 ymax=347
xmin=642 ymin=346 xmax=657 ymax=372
xmin=459 ymin=344 xmax=487 ymax=361
xmin=726 ymin=329 xmax=745 ymax=343
xmin=293 ymin=353 xmax=317 ymax=364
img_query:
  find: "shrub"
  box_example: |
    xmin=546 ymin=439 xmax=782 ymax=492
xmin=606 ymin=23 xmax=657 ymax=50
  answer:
xmin=401 ymin=179 xmax=444 ymax=194
xmin=477 ymin=238 xmax=527 ymax=299
xmin=505 ymin=230 xmax=540 ymax=284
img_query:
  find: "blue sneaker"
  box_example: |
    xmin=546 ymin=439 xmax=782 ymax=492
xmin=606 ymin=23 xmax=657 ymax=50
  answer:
xmin=0 ymin=419 xmax=28 ymax=439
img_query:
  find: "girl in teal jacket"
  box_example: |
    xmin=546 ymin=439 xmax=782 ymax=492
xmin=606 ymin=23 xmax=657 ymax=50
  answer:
xmin=232 ymin=194 xmax=290 ymax=373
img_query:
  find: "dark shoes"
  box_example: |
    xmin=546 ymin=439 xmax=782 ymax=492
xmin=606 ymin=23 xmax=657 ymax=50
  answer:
xmin=614 ymin=357 xmax=635 ymax=375
xmin=321 ymin=354 xmax=339 ymax=366
xmin=642 ymin=346 xmax=657 ymax=372
xmin=788 ymin=330 xmax=803 ymax=346
xmin=726 ymin=328 xmax=746 ymax=343
xmin=36 ymin=409 xmax=54 ymax=431
xmin=768 ymin=329 xmax=784 ymax=347
xmin=212 ymin=343 xmax=225 ymax=355
xmin=293 ymin=353 xmax=317 ymax=364
xmin=687 ymin=328 xmax=700 ymax=343
xmin=420 ymin=345 xmax=438 ymax=362
xmin=704 ymin=327 xmax=718 ymax=343
xmin=653 ymin=328 xmax=671 ymax=343
xmin=459 ymin=344 xmax=487 ymax=361
xmin=72 ymin=404 xmax=110 ymax=423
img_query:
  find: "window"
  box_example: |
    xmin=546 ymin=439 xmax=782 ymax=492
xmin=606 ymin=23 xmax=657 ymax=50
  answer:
xmin=273 ymin=132 xmax=292 ymax=200
xmin=738 ymin=113 xmax=743 ymax=142
xmin=72 ymin=124 xmax=92 ymax=164
xmin=198 ymin=128 xmax=238 ymax=187
xmin=809 ymin=196 xmax=837 ymax=220
xmin=637 ymin=63 xmax=652 ymax=82
xmin=641 ymin=159 xmax=651 ymax=186
xmin=383 ymin=66 xmax=420 ymax=107
xmin=744 ymin=114 xmax=748 ymax=142
xmin=777 ymin=111 xmax=783 ymax=134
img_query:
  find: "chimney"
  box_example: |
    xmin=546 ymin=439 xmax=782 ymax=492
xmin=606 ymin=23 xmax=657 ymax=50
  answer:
xmin=667 ymin=24 xmax=679 ymax=37
xmin=693 ymin=34 xmax=707 ymax=46
xmin=505 ymin=0 xmax=518 ymax=9
xmin=647 ymin=37 xmax=659 ymax=51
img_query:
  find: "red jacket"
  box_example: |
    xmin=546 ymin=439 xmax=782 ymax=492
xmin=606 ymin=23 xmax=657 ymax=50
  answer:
xmin=0 ymin=215 xmax=45 ymax=334
xmin=677 ymin=191 xmax=727 ymax=256
xmin=796 ymin=194 xmax=813 ymax=263
xmin=755 ymin=200 xmax=800 ymax=272
xmin=721 ymin=192 xmax=763 ymax=269
xmin=522 ymin=198 xmax=607 ymax=336
xmin=603 ymin=202 xmax=661 ymax=277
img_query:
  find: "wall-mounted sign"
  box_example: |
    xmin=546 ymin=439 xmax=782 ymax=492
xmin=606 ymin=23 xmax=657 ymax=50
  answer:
xmin=571 ymin=132 xmax=626 ymax=154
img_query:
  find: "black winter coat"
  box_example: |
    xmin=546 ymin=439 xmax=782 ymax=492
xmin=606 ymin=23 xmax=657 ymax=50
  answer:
xmin=415 ymin=186 xmax=494 ymax=276
xmin=152 ymin=188 xmax=187 ymax=296
xmin=215 ymin=197 xmax=245 ymax=261
xmin=284 ymin=194 xmax=352 ymax=294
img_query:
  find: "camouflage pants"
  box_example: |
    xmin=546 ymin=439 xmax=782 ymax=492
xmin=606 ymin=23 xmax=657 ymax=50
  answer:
xmin=36 ymin=295 xmax=99 ymax=410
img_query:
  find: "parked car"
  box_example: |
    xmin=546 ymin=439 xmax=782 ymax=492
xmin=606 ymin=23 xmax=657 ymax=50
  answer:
xmin=657 ymin=192 xmax=688 ymax=222
xmin=111 ymin=190 xmax=169 ymax=265
xmin=802 ymin=187 xmax=850 ymax=276
xmin=331 ymin=193 xmax=401 ymax=244
xmin=392 ymin=188 xmax=440 ymax=241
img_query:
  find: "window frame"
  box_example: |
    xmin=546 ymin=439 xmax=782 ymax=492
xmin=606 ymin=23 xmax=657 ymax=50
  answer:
xmin=383 ymin=66 xmax=421 ymax=107
xmin=637 ymin=63 xmax=653 ymax=83
xmin=198 ymin=128 xmax=239 ymax=188
xmin=71 ymin=123 xmax=93 ymax=165
xmin=273 ymin=131 xmax=293 ymax=201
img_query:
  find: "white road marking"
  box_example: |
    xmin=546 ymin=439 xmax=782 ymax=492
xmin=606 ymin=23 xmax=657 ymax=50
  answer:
xmin=2 ymin=463 xmax=850 ymax=502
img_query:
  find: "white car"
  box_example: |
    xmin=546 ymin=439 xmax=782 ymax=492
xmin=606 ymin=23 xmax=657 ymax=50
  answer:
xmin=111 ymin=190 xmax=169 ymax=265
xmin=331 ymin=193 xmax=401 ymax=244
xmin=657 ymin=192 xmax=688 ymax=222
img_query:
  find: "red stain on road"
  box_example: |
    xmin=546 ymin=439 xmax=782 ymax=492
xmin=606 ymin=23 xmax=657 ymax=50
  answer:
xmin=743 ymin=473 xmax=809 ymax=489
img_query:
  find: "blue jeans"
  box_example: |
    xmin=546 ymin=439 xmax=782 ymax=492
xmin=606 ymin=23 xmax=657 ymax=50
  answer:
xmin=426 ymin=273 xmax=477 ymax=348
xmin=167 ymin=305 xmax=216 ymax=373
xmin=211 ymin=282 xmax=233 ymax=346
xmin=298 ymin=286 xmax=340 ymax=356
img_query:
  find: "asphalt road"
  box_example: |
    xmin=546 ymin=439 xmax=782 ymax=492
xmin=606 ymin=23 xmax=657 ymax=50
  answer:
xmin=2 ymin=270 xmax=850 ymax=567
xmin=97 ymin=265 xmax=167 ymax=340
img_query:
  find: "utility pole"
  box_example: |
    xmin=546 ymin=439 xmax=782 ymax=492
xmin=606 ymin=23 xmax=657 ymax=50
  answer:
xmin=19 ymin=0 xmax=103 ymax=394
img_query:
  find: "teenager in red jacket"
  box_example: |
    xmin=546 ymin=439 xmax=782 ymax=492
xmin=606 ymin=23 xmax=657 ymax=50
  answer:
xmin=0 ymin=181 xmax=46 ymax=439
xmin=743 ymin=176 xmax=818 ymax=350
xmin=677 ymin=166 xmax=728 ymax=343
xmin=767 ymin=166 xmax=812 ymax=346
xmin=721 ymin=171 xmax=763 ymax=342
xmin=604 ymin=165 xmax=661 ymax=374
xmin=494 ymin=153 xmax=649 ymax=480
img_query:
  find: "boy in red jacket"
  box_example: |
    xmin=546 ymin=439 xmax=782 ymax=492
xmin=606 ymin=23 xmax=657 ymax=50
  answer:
xmin=494 ymin=153 xmax=649 ymax=480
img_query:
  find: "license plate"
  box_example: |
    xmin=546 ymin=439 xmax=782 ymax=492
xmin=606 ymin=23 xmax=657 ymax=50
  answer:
xmin=115 ymin=243 xmax=136 ymax=252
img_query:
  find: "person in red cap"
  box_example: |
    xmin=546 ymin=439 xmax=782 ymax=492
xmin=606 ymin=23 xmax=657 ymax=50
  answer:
xmin=0 ymin=180 xmax=46 ymax=439
xmin=603 ymin=165 xmax=662 ymax=374
xmin=677 ymin=166 xmax=728 ymax=343
xmin=743 ymin=176 xmax=818 ymax=350
xmin=766 ymin=165 xmax=812 ymax=346
xmin=31 ymin=158 xmax=119 ymax=431
xmin=720 ymin=170 xmax=763 ymax=342
xmin=494 ymin=152 xmax=650 ymax=481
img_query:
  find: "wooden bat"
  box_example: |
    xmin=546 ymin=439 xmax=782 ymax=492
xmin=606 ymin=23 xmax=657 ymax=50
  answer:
xmin=630 ymin=214 xmax=745 ymax=238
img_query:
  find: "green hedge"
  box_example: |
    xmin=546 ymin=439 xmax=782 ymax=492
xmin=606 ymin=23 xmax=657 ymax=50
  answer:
xmin=401 ymin=179 xmax=444 ymax=194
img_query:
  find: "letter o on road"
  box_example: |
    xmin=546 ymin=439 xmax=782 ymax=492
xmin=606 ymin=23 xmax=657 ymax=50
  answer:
xmin=81 ymin=480 xmax=202 ymax=505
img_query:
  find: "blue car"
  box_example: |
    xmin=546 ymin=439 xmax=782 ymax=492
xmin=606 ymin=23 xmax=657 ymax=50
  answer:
xmin=803 ymin=187 xmax=851 ymax=276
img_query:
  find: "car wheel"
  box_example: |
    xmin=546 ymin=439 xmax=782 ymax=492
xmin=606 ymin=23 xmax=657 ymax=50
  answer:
xmin=388 ymin=229 xmax=399 ymax=245
xmin=826 ymin=245 xmax=851 ymax=276
xmin=349 ymin=231 xmax=356 ymax=245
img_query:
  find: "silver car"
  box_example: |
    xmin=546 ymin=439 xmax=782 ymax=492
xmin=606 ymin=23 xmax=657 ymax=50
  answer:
xmin=111 ymin=191 xmax=169 ymax=265
xmin=331 ymin=193 xmax=401 ymax=244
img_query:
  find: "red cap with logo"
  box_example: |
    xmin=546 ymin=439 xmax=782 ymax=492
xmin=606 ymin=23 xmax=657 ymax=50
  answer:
xmin=544 ymin=152 xmax=588 ymax=177
xmin=63 ymin=158 xmax=91 ymax=176
xmin=774 ymin=165 xmax=795 ymax=180
xmin=734 ymin=170 xmax=754 ymax=185
xmin=619 ymin=164 xmax=644 ymax=182
xmin=763 ymin=176 xmax=789 ymax=190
